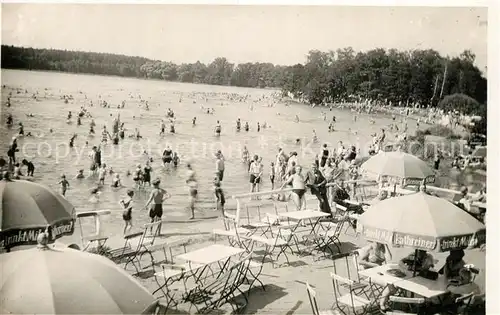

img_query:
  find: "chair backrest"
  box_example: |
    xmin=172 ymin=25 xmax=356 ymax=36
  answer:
xmin=455 ymin=292 xmax=475 ymax=305
xmin=234 ymin=253 xmax=252 ymax=285
xmin=305 ymin=282 xmax=320 ymax=315
xmin=330 ymin=272 xmax=356 ymax=310
xmin=124 ymin=230 xmax=147 ymax=252
xmin=332 ymin=251 xmax=360 ymax=283
xmin=143 ymin=221 xmax=162 ymax=245
xmin=164 ymin=238 xmax=189 ymax=263
xmin=389 ymin=296 xmax=425 ymax=305
xmin=222 ymin=215 xmax=237 ymax=231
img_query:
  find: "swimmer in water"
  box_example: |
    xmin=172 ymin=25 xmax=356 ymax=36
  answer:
xmin=159 ymin=120 xmax=166 ymax=136
xmin=69 ymin=133 xmax=77 ymax=148
xmin=236 ymin=118 xmax=241 ymax=132
xmin=242 ymin=146 xmax=250 ymax=163
xmin=214 ymin=120 xmax=222 ymax=136
xmin=185 ymin=164 xmax=198 ymax=219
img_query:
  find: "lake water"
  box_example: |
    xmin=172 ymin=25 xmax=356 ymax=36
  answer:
xmin=1 ymin=69 xmax=480 ymax=241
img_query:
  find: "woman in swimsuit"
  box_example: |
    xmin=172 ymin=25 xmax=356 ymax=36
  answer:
xmin=281 ymin=165 xmax=307 ymax=211
xmin=162 ymin=147 xmax=173 ymax=166
xmin=143 ymin=161 xmax=152 ymax=186
xmin=214 ymin=121 xmax=222 ymax=136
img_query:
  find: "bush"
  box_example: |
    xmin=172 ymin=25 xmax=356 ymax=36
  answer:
xmin=423 ymin=125 xmax=458 ymax=138
xmin=438 ymin=93 xmax=480 ymax=115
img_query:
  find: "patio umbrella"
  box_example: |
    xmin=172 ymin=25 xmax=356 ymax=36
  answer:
xmin=357 ymin=192 xmax=486 ymax=252
xmin=0 ymin=179 xmax=76 ymax=249
xmin=0 ymin=233 xmax=156 ymax=314
xmin=360 ymin=151 xmax=435 ymax=181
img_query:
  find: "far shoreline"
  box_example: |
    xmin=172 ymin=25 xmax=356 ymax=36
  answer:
xmin=0 ymin=68 xmax=281 ymax=93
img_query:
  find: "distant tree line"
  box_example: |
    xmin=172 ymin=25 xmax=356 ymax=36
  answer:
xmin=1 ymin=45 xmax=486 ymax=117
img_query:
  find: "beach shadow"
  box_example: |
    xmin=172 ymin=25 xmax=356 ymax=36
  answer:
xmin=154 ymin=304 xmax=190 ymax=315
xmin=287 ymin=260 xmax=308 ymax=268
xmin=320 ymin=241 xmax=358 ymax=257
xmin=159 ymin=231 xmax=212 ymax=238
xmin=166 ymin=216 xmax=219 ymax=223
xmin=133 ymin=269 xmax=155 ymax=279
xmin=240 ymin=284 xmax=288 ymax=314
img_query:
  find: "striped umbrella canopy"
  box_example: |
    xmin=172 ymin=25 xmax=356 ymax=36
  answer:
xmin=360 ymin=151 xmax=435 ymax=181
xmin=357 ymin=192 xmax=486 ymax=252
xmin=0 ymin=236 xmax=156 ymax=314
xmin=0 ymin=179 xmax=76 ymax=249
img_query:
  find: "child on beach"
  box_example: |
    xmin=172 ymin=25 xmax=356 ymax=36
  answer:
xmin=75 ymin=169 xmax=85 ymax=179
xmin=133 ymin=164 xmax=143 ymax=188
xmin=22 ymin=159 xmax=35 ymax=176
xmin=111 ymin=173 xmax=121 ymax=188
xmin=120 ymin=189 xmax=134 ymax=234
xmin=143 ymin=161 xmax=152 ymax=186
xmin=13 ymin=163 xmax=23 ymax=179
xmin=58 ymin=175 xmax=70 ymax=196
xmin=173 ymin=152 xmax=180 ymax=167
xmin=98 ymin=163 xmax=107 ymax=185
xmin=89 ymin=186 xmax=101 ymax=204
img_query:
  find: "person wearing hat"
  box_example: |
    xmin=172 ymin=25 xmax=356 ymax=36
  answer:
xmin=144 ymin=178 xmax=170 ymax=234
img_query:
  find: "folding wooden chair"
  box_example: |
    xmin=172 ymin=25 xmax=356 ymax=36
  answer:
xmin=213 ymin=215 xmax=252 ymax=249
xmin=330 ymin=272 xmax=375 ymax=315
xmin=331 ymin=252 xmax=370 ymax=296
xmin=108 ymin=229 xmax=148 ymax=273
xmin=186 ymin=255 xmax=250 ymax=314
xmin=153 ymin=241 xmax=205 ymax=305
xmin=242 ymin=203 xmax=274 ymax=236
xmin=442 ymin=292 xmax=476 ymax=315
xmin=244 ymin=225 xmax=295 ymax=268
xmin=306 ymin=282 xmax=336 ymax=315
xmin=386 ymin=296 xmax=426 ymax=315
xmin=311 ymin=219 xmax=346 ymax=259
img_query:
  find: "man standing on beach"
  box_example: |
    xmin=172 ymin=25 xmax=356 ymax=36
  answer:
xmin=215 ymin=151 xmax=225 ymax=182
xmin=143 ymin=178 xmax=170 ymax=234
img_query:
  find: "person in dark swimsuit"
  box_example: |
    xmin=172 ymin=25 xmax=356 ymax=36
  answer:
xmin=320 ymin=144 xmax=329 ymax=167
xmin=172 ymin=152 xmax=179 ymax=167
xmin=21 ymin=159 xmax=35 ymax=176
xmin=214 ymin=176 xmax=226 ymax=215
xmin=7 ymin=137 xmax=19 ymax=164
xmin=162 ymin=147 xmax=173 ymax=166
xmin=120 ymin=189 xmax=134 ymax=234
xmin=236 ymin=118 xmax=241 ymax=132
xmin=144 ymin=178 xmax=170 ymax=234
xmin=143 ymin=162 xmax=152 ymax=186
xmin=18 ymin=123 xmax=24 ymax=136
xmin=214 ymin=120 xmax=221 ymax=136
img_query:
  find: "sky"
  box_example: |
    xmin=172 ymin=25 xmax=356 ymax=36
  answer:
xmin=1 ymin=4 xmax=488 ymax=72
